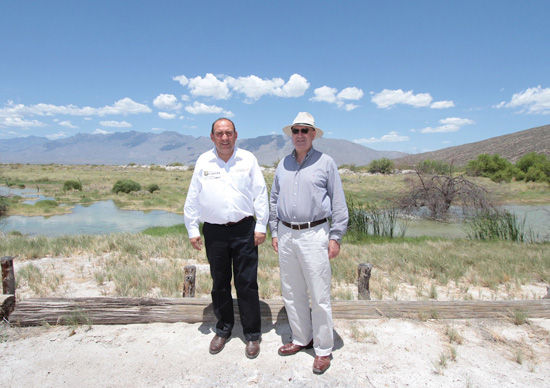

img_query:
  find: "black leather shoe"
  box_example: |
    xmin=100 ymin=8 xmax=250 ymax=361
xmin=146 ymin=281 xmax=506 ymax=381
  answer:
xmin=245 ymin=340 xmax=261 ymax=359
xmin=209 ymin=335 xmax=227 ymax=355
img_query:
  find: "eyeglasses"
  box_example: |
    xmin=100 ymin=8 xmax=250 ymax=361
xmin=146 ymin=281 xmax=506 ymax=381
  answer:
xmin=291 ymin=127 xmax=314 ymax=135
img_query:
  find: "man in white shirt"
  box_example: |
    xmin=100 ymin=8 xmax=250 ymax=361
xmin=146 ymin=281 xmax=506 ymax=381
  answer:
xmin=184 ymin=118 xmax=269 ymax=359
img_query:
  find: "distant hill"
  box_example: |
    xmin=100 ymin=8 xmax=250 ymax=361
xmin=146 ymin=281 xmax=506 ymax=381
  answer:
xmin=394 ymin=124 xmax=550 ymax=167
xmin=0 ymin=131 xmax=407 ymax=166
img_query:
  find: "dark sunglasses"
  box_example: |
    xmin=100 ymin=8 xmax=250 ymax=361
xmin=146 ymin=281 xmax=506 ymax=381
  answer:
xmin=291 ymin=127 xmax=314 ymax=134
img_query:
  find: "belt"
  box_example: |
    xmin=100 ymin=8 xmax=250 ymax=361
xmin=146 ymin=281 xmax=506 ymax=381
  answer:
xmin=281 ymin=218 xmax=327 ymax=230
xmin=223 ymin=216 xmax=253 ymax=226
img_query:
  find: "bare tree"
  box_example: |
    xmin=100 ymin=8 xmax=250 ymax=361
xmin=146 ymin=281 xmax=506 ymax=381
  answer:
xmin=399 ymin=171 xmax=492 ymax=220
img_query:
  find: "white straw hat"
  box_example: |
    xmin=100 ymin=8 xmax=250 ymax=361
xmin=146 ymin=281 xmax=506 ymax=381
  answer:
xmin=282 ymin=112 xmax=324 ymax=138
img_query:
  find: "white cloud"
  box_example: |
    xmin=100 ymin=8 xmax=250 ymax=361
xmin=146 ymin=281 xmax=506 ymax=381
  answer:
xmin=496 ymin=86 xmax=550 ymax=114
xmin=0 ymin=98 xmax=151 ymax=120
xmin=419 ymin=117 xmax=475 ymax=133
xmin=158 ymin=112 xmax=177 ymax=119
xmin=440 ymin=117 xmax=475 ymax=126
xmin=371 ymin=89 xmax=454 ymax=109
xmin=276 ymin=74 xmax=310 ymax=98
xmin=93 ymin=129 xmax=112 ymax=135
xmin=0 ymin=116 xmax=47 ymax=128
xmin=431 ymin=100 xmax=455 ymax=109
xmin=153 ymin=94 xmax=182 ymax=111
xmin=187 ymin=73 xmax=231 ymax=100
xmin=227 ymin=75 xmax=284 ymax=103
xmin=46 ymin=131 xmax=68 ymax=140
xmin=58 ymin=120 xmax=78 ymax=129
xmin=371 ymin=89 xmax=432 ymax=108
xmin=173 ymin=75 xmax=189 ymax=86
xmin=354 ymin=131 xmax=409 ymax=144
xmin=311 ymin=86 xmax=364 ymax=110
xmin=179 ymin=73 xmax=310 ymax=103
xmin=100 ymin=120 xmax=132 ymax=128
xmin=96 ymin=98 xmax=151 ymax=116
xmin=185 ymin=101 xmax=234 ymax=117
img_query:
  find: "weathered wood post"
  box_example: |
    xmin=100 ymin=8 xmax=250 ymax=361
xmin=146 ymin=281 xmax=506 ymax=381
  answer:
xmin=357 ymin=263 xmax=372 ymax=300
xmin=183 ymin=265 xmax=196 ymax=297
xmin=2 ymin=256 xmax=15 ymax=295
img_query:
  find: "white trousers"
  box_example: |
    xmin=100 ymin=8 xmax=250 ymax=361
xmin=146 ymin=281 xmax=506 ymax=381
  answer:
xmin=278 ymin=221 xmax=333 ymax=356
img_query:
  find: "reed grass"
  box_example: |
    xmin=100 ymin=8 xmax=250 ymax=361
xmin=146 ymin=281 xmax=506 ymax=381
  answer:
xmin=464 ymin=208 xmax=533 ymax=242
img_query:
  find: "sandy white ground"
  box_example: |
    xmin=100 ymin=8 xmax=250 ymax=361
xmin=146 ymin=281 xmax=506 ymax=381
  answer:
xmin=1 ymin=255 xmax=550 ymax=387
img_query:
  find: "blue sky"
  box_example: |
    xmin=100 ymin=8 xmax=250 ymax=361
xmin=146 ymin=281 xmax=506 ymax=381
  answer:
xmin=1 ymin=1 xmax=549 ymax=154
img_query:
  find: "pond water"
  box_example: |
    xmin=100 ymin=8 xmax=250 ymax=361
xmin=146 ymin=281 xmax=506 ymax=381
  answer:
xmin=1 ymin=186 xmax=549 ymax=239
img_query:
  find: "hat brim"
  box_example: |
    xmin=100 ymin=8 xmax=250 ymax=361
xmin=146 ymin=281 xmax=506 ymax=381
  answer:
xmin=283 ymin=125 xmax=323 ymax=139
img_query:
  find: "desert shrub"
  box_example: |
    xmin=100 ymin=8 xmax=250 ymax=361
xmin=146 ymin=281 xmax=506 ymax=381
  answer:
xmin=516 ymin=152 xmax=550 ymax=183
xmin=146 ymin=183 xmax=160 ymax=193
xmin=63 ymin=180 xmax=82 ymax=191
xmin=466 ymin=154 xmax=512 ymax=178
xmin=112 ymin=179 xmax=141 ymax=194
xmin=368 ymin=158 xmax=394 ymax=174
xmin=416 ymin=160 xmax=451 ymax=175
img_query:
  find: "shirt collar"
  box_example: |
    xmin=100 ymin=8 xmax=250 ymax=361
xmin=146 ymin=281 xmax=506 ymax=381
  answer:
xmin=292 ymin=146 xmax=315 ymax=164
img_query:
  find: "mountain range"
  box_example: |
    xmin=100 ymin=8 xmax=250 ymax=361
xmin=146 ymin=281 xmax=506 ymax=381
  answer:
xmin=0 ymin=131 xmax=407 ymax=166
xmin=0 ymin=124 xmax=547 ymax=167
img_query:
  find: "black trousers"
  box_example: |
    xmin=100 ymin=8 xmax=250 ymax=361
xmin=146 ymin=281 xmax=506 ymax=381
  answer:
xmin=203 ymin=217 xmax=261 ymax=341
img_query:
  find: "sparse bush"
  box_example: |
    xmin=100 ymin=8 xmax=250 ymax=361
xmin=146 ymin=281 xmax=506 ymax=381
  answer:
xmin=416 ymin=160 xmax=451 ymax=175
xmin=146 ymin=183 xmax=160 ymax=193
xmin=112 ymin=179 xmax=141 ymax=194
xmin=368 ymin=158 xmax=394 ymax=174
xmin=63 ymin=180 xmax=82 ymax=191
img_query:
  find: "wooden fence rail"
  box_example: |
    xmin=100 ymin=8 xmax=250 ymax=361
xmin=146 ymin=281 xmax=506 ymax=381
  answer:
xmin=7 ymin=297 xmax=550 ymax=326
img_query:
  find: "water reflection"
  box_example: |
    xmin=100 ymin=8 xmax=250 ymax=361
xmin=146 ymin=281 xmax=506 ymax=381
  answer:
xmin=1 ymin=200 xmax=185 ymax=236
xmin=1 ymin=185 xmax=549 ymax=239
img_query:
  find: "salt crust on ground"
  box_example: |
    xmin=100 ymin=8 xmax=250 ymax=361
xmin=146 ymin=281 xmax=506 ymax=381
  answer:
xmin=2 ymin=255 xmax=550 ymax=387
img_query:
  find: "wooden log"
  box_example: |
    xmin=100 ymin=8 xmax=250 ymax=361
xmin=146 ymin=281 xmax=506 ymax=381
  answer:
xmin=7 ymin=298 xmax=550 ymax=327
xmin=357 ymin=263 xmax=373 ymax=300
xmin=182 ymin=265 xmax=196 ymax=297
xmin=2 ymin=256 xmax=16 ymax=295
xmin=1 ymin=294 xmax=16 ymax=321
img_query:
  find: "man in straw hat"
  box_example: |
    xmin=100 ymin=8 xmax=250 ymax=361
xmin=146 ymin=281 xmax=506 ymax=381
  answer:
xmin=269 ymin=112 xmax=348 ymax=374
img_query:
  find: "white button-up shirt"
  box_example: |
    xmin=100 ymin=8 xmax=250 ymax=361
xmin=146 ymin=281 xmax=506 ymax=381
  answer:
xmin=184 ymin=147 xmax=269 ymax=239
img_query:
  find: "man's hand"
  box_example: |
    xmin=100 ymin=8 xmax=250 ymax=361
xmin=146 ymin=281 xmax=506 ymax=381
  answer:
xmin=328 ymin=239 xmax=340 ymax=260
xmin=254 ymin=232 xmax=266 ymax=246
xmin=272 ymin=237 xmax=278 ymax=253
xmin=190 ymin=236 xmax=203 ymax=251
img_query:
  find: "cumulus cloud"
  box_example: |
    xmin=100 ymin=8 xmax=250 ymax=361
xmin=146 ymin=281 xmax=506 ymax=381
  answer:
xmin=153 ymin=94 xmax=182 ymax=111
xmin=100 ymin=120 xmax=132 ymax=128
xmin=186 ymin=73 xmax=231 ymax=100
xmin=495 ymin=86 xmax=550 ymax=114
xmin=371 ymin=89 xmax=454 ymax=109
xmin=431 ymin=100 xmax=455 ymax=109
xmin=93 ymin=129 xmax=112 ymax=135
xmin=185 ymin=101 xmax=234 ymax=117
xmin=354 ymin=131 xmax=409 ymax=144
xmin=225 ymin=73 xmax=309 ymax=103
xmin=57 ymin=120 xmax=78 ymax=129
xmin=0 ymin=116 xmax=47 ymax=128
xmin=158 ymin=112 xmax=177 ymax=119
xmin=311 ymin=86 xmax=364 ymax=110
xmin=419 ymin=117 xmax=475 ymax=133
xmin=46 ymin=131 xmax=68 ymax=140
xmin=174 ymin=73 xmax=309 ymax=103
xmin=0 ymin=98 xmax=151 ymax=121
